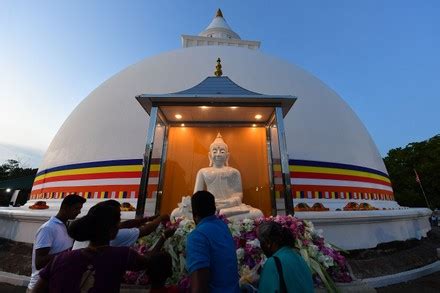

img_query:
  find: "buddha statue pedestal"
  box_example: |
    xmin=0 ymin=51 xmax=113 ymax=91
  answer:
xmin=171 ymin=133 xmax=263 ymax=221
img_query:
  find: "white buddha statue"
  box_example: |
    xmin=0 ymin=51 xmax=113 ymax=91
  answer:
xmin=171 ymin=133 xmax=263 ymax=221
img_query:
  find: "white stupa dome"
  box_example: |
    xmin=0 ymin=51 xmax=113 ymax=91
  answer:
xmin=31 ymin=10 xmax=395 ymax=211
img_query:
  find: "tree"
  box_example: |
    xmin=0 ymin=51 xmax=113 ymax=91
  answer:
xmin=0 ymin=159 xmax=37 ymax=181
xmin=384 ymin=134 xmax=440 ymax=209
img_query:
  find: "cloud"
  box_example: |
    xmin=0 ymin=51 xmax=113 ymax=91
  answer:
xmin=0 ymin=143 xmax=44 ymax=168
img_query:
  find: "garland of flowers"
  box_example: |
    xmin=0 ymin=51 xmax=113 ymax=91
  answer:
xmin=125 ymin=215 xmax=352 ymax=291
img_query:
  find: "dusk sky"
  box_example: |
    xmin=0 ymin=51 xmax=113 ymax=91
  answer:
xmin=1 ymin=0 xmax=439 ymax=167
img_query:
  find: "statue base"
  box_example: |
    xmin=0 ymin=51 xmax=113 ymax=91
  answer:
xmin=170 ymin=196 xmax=264 ymax=221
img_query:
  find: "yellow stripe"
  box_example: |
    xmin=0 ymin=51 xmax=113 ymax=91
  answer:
xmin=290 ymin=165 xmax=390 ymax=183
xmin=119 ymin=191 xmax=124 ymax=199
xmin=35 ymin=165 xmax=143 ymax=181
xmin=273 ymin=164 xmax=281 ymax=172
xmin=150 ymin=164 xmax=160 ymax=172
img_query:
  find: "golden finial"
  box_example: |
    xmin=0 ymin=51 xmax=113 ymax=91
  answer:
xmin=216 ymin=9 xmax=223 ymax=18
xmin=214 ymin=58 xmax=223 ymax=77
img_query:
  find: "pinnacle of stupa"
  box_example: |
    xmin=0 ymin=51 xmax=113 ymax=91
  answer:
xmin=199 ymin=8 xmax=241 ymax=40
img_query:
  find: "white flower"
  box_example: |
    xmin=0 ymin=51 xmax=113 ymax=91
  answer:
xmin=242 ymin=218 xmax=253 ymax=225
xmin=303 ymin=219 xmax=314 ymax=228
xmin=236 ymin=248 xmax=245 ymax=260
xmin=240 ymin=218 xmax=255 ymax=232
xmin=247 ymin=239 xmax=260 ymax=248
xmin=304 ymin=231 xmax=312 ymax=240
xmin=228 ymin=222 xmax=242 ymax=237
xmin=318 ymin=254 xmax=334 ymax=268
xmin=307 ymin=244 xmax=319 ymax=257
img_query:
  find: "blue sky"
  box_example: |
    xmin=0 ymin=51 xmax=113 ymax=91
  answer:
xmin=1 ymin=0 xmax=439 ymax=167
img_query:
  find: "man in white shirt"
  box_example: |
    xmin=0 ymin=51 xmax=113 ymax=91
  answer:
xmin=27 ymin=194 xmax=86 ymax=291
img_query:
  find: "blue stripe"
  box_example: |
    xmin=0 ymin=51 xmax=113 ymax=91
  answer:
xmin=290 ymin=159 xmax=389 ymax=178
xmin=36 ymin=157 xmax=388 ymax=181
xmin=36 ymin=159 xmax=143 ymax=176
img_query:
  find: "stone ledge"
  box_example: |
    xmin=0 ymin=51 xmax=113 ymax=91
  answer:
xmin=0 ymin=271 xmax=30 ymax=287
xmin=1 ymin=261 xmax=440 ymax=292
xmin=363 ymin=260 xmax=440 ymax=288
xmin=315 ymin=280 xmax=376 ymax=293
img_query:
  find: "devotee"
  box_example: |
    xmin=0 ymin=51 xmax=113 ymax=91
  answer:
xmin=257 ymin=221 xmax=314 ymax=293
xmin=27 ymin=194 xmax=86 ymax=292
xmin=186 ymin=191 xmax=240 ymax=293
xmin=72 ymin=199 xmax=169 ymax=249
xmin=33 ymin=201 xmax=174 ymax=292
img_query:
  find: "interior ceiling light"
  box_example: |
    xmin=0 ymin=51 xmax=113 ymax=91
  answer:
xmin=181 ymin=123 xmax=185 ymax=127
xmin=200 ymin=106 xmax=209 ymax=109
xmin=175 ymin=114 xmax=182 ymax=119
xmin=255 ymin=114 xmax=262 ymax=120
xmin=230 ymin=106 xmax=238 ymax=109
xmin=252 ymin=124 xmax=257 ymax=127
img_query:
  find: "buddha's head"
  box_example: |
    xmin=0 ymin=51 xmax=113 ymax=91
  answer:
xmin=209 ymin=133 xmax=229 ymax=168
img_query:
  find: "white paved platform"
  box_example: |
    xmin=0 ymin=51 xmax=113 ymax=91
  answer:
xmin=0 ymin=199 xmax=431 ymax=249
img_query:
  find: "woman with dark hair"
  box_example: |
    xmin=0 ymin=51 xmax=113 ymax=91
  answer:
xmin=257 ymin=221 xmax=314 ymax=293
xmin=33 ymin=201 xmax=174 ymax=293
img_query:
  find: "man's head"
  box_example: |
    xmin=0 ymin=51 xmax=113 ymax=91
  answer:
xmin=191 ymin=191 xmax=216 ymax=224
xmin=59 ymin=194 xmax=86 ymax=220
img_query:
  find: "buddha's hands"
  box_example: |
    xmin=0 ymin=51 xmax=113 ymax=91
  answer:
xmin=216 ymin=196 xmax=242 ymax=209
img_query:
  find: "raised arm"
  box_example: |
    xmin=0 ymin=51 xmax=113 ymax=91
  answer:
xmin=147 ymin=227 xmax=176 ymax=255
xmin=119 ymin=214 xmax=160 ymax=229
xmin=137 ymin=215 xmax=170 ymax=238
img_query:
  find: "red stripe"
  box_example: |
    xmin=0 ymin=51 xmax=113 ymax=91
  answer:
xmin=34 ymin=171 xmax=143 ymax=185
xmin=292 ymin=184 xmax=393 ymax=197
xmin=273 ymin=171 xmax=282 ymax=178
xmin=291 ymin=171 xmax=391 ymax=186
xmin=31 ymin=184 xmax=140 ymax=194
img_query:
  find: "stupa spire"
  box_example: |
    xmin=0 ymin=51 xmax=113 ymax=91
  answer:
xmin=199 ymin=8 xmax=241 ymax=40
xmin=181 ymin=8 xmax=261 ymax=49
